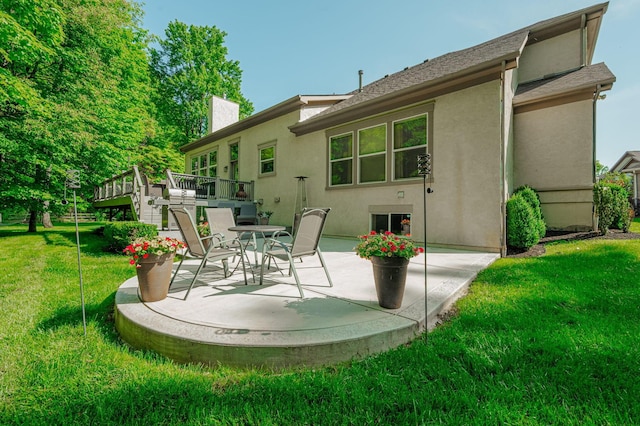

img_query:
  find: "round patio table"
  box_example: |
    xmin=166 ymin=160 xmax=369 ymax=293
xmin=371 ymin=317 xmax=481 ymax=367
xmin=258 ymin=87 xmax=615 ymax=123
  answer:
xmin=228 ymin=225 xmax=286 ymax=268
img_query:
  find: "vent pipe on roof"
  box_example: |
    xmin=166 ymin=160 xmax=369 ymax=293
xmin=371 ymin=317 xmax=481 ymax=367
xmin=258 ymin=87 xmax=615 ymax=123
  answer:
xmin=358 ymin=70 xmax=363 ymax=92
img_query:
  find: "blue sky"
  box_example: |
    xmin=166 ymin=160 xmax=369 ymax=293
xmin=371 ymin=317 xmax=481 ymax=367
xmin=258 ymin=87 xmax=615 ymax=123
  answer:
xmin=140 ymin=0 xmax=639 ymax=167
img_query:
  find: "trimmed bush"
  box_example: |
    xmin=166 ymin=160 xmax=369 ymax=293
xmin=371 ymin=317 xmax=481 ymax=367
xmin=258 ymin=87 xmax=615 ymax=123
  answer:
xmin=594 ymin=182 xmax=631 ymax=234
xmin=514 ymin=185 xmax=546 ymax=239
xmin=103 ymin=221 xmax=158 ymax=253
xmin=507 ymin=193 xmax=540 ymax=250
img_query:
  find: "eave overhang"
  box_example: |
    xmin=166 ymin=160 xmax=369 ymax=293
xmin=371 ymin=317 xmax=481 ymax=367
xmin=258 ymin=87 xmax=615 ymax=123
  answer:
xmin=289 ymin=57 xmax=519 ymax=136
xmin=513 ymin=62 xmax=615 ymax=114
xmin=180 ymin=94 xmax=351 ymax=153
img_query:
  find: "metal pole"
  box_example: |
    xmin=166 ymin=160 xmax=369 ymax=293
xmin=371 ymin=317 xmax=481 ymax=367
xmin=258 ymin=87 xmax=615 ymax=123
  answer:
xmin=417 ymin=154 xmax=432 ymax=333
xmin=423 ymin=174 xmax=428 ymax=331
xmin=67 ymin=170 xmax=87 ymax=337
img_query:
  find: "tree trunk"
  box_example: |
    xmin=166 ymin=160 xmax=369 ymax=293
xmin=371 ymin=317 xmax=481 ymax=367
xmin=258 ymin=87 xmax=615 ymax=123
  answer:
xmin=42 ymin=212 xmax=54 ymax=228
xmin=28 ymin=210 xmax=37 ymax=233
xmin=42 ymin=201 xmax=54 ymax=228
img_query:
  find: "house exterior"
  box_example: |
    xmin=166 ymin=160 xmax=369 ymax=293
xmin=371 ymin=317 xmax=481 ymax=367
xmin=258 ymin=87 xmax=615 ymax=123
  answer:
xmin=181 ymin=3 xmax=615 ymax=255
xmin=611 ymin=151 xmax=640 ymax=213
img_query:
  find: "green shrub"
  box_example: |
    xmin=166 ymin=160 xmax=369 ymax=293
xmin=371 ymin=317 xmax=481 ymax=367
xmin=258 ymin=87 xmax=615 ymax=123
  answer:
xmin=594 ymin=182 xmax=631 ymax=234
xmin=507 ymin=193 xmax=540 ymax=250
xmin=103 ymin=221 xmax=158 ymax=253
xmin=514 ymin=185 xmax=546 ymax=238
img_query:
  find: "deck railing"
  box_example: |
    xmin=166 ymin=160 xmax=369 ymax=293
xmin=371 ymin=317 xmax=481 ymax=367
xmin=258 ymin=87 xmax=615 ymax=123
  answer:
xmin=166 ymin=170 xmax=254 ymax=201
xmin=94 ymin=166 xmax=143 ymax=201
xmin=93 ymin=166 xmax=143 ymax=220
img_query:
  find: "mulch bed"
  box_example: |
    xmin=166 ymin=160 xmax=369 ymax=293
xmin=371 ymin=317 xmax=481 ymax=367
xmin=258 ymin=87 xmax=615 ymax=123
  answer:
xmin=506 ymin=229 xmax=640 ymax=258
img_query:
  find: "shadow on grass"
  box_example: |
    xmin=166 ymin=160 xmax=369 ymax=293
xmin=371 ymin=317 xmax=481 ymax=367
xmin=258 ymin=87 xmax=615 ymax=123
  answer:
xmin=37 ymin=292 xmax=121 ymax=343
xmin=0 ymin=223 xmax=111 ymax=256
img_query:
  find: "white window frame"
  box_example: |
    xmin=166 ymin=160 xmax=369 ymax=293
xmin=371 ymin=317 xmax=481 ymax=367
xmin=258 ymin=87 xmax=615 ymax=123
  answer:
xmin=391 ymin=114 xmax=428 ymax=181
xmin=190 ymin=149 xmax=218 ymax=177
xmin=357 ymin=123 xmax=387 ymax=184
xmin=329 ymin=132 xmax=354 ymax=187
xmin=258 ymin=141 xmax=276 ymax=176
xmin=326 ymin=102 xmax=433 ymax=188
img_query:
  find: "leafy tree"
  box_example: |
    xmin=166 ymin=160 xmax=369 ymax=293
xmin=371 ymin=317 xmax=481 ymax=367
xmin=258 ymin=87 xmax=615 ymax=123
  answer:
xmin=595 ymin=159 xmax=609 ymax=177
xmin=1 ymin=0 xmax=156 ymax=231
xmin=149 ymin=20 xmax=253 ymax=146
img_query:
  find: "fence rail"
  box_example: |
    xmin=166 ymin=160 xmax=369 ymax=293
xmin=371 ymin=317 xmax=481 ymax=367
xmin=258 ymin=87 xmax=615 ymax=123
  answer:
xmin=57 ymin=212 xmax=97 ymax=222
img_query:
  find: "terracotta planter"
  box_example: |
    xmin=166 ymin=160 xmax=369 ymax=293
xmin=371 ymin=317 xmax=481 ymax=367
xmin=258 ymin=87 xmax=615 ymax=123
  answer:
xmin=371 ymin=256 xmax=409 ymax=309
xmin=136 ymin=252 xmax=175 ymax=302
xmin=259 ymin=217 xmax=270 ymax=225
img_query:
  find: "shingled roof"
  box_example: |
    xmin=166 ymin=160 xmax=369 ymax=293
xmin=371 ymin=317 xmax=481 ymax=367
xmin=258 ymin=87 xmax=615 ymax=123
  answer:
xmin=611 ymin=151 xmax=640 ymax=173
xmin=514 ymin=62 xmax=615 ymax=108
xmin=289 ymin=2 xmax=609 ymax=136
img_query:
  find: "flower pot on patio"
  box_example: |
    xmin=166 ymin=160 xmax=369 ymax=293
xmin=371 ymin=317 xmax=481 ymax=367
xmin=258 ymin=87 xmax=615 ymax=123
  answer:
xmin=356 ymin=231 xmax=423 ymax=309
xmin=259 ymin=217 xmax=269 ymax=225
xmin=136 ymin=253 xmax=175 ymax=302
xmin=401 ymin=224 xmax=411 ymax=235
xmin=370 ymin=256 xmax=409 ymax=309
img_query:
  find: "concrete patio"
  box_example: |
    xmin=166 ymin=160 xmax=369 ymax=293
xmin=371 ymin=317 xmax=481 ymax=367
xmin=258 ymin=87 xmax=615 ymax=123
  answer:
xmin=114 ymin=236 xmax=499 ymax=369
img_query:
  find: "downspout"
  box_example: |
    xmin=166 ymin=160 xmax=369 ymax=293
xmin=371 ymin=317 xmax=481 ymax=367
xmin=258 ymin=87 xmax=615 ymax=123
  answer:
xmin=592 ymin=84 xmax=602 ymax=231
xmin=500 ymin=60 xmax=507 ymax=257
xmin=580 ymin=14 xmax=587 ymax=67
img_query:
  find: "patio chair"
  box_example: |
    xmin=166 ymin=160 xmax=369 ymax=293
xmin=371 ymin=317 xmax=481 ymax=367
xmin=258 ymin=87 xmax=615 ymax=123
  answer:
xmin=260 ymin=207 xmax=333 ymax=297
xmin=169 ymin=207 xmax=248 ymax=300
xmin=236 ymin=203 xmax=257 ymax=225
xmin=205 ymin=207 xmax=254 ymax=269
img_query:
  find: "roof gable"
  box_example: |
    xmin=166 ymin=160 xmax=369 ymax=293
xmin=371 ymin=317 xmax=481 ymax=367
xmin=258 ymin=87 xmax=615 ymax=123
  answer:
xmin=611 ymin=151 xmax=640 ymax=172
xmin=290 ymin=2 xmax=610 ymax=136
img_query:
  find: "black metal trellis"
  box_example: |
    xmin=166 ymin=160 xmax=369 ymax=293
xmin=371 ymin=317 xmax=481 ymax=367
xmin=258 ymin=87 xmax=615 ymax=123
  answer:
xmin=417 ymin=153 xmax=432 ymax=333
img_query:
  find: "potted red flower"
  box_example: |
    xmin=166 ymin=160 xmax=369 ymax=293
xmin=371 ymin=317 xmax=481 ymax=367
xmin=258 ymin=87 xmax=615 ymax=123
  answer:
xmin=124 ymin=236 xmax=186 ymax=302
xmin=355 ymin=231 xmax=424 ymax=308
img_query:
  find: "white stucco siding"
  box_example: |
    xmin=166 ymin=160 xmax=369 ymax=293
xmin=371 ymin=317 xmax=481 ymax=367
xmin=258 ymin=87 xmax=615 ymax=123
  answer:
xmin=514 ymin=100 xmax=593 ymax=188
xmin=428 ymin=81 xmax=504 ymax=251
xmin=235 ymin=111 xmax=304 ymax=225
xmin=184 ymin=82 xmax=505 ymax=251
xmin=513 ymin=99 xmax=594 ymax=230
xmin=288 ymin=82 xmax=505 ymax=251
xmin=518 ymin=29 xmax=583 ymax=84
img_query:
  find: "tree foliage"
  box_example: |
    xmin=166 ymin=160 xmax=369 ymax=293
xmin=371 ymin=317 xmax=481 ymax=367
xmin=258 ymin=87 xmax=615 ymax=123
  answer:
xmin=0 ymin=0 xmax=156 ymax=231
xmin=1 ymin=2 xmax=254 ymax=231
xmin=149 ymin=20 xmax=253 ymax=146
xmin=594 ymin=182 xmax=632 ymax=234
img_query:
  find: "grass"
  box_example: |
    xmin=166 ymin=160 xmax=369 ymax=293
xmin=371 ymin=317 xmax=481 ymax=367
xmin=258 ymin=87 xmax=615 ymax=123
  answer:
xmin=1 ymin=219 xmax=639 ymax=425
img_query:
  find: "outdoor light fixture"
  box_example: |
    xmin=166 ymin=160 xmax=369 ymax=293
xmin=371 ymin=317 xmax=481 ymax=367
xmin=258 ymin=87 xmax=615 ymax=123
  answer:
xmin=417 ymin=153 xmax=432 ymax=335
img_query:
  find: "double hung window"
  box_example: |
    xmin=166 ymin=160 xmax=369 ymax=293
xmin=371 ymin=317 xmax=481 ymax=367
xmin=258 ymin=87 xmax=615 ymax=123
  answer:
xmin=327 ymin=103 xmax=432 ymax=187
xmin=259 ymin=143 xmax=276 ymax=176
xmin=358 ymin=124 xmax=386 ymax=183
xmin=190 ymin=150 xmax=217 ymax=177
xmin=330 ymin=133 xmax=353 ymax=186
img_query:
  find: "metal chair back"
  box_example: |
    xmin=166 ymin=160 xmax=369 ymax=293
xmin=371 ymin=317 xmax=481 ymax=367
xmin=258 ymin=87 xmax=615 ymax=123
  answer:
xmin=290 ymin=208 xmax=330 ymax=257
xmin=171 ymin=208 xmax=206 ymax=257
xmin=205 ymin=208 xmax=237 ymax=243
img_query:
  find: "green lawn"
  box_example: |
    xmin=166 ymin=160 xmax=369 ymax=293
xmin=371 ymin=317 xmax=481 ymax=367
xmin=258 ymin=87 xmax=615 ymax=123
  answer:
xmin=1 ymin=220 xmax=639 ymax=425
